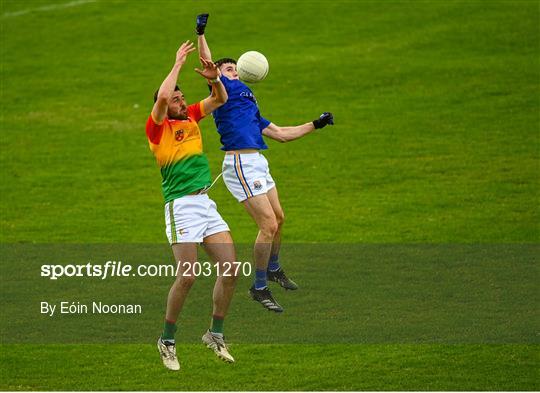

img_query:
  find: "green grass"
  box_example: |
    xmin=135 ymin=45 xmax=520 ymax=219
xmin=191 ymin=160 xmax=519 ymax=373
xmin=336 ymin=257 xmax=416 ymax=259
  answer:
xmin=1 ymin=244 xmax=538 ymax=345
xmin=2 ymin=344 xmax=538 ymax=391
xmin=1 ymin=0 xmax=538 ymax=243
xmin=1 ymin=0 xmax=539 ymax=390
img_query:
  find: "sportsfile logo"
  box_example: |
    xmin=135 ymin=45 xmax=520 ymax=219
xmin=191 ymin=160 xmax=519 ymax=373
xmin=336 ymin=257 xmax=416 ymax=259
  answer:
xmin=40 ymin=261 xmax=252 ymax=280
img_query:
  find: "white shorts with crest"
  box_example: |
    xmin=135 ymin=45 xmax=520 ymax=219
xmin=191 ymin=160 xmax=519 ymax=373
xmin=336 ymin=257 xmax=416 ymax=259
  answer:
xmin=164 ymin=194 xmax=229 ymax=244
xmin=222 ymin=152 xmax=276 ymax=202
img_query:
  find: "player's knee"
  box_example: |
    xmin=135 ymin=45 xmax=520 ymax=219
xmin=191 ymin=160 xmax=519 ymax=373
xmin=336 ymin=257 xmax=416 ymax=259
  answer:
xmin=261 ymin=218 xmax=279 ymax=238
xmin=222 ymin=273 xmax=238 ymax=286
xmin=177 ymin=274 xmax=196 ymax=289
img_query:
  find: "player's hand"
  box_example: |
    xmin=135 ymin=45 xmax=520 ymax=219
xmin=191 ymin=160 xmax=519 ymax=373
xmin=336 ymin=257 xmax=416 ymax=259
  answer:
xmin=175 ymin=40 xmax=196 ymax=66
xmin=196 ymin=13 xmax=209 ymax=35
xmin=195 ymin=57 xmax=220 ymax=80
xmin=312 ymin=112 xmax=334 ymax=129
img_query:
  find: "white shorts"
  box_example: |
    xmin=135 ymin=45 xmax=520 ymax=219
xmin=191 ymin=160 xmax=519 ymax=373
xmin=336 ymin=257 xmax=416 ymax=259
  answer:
xmin=222 ymin=152 xmax=276 ymax=202
xmin=164 ymin=194 xmax=229 ymax=244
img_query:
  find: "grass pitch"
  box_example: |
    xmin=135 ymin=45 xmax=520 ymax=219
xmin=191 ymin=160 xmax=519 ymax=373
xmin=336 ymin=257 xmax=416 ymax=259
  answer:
xmin=2 ymin=344 xmax=537 ymax=391
xmin=1 ymin=0 xmax=538 ymax=243
xmin=1 ymin=0 xmax=539 ymax=390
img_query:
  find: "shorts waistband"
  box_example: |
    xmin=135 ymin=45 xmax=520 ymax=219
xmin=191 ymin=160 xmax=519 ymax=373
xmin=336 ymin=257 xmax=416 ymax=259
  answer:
xmin=189 ymin=187 xmax=209 ymax=195
xmin=225 ymin=149 xmax=260 ymax=155
xmin=166 ymin=191 xmax=209 ymax=205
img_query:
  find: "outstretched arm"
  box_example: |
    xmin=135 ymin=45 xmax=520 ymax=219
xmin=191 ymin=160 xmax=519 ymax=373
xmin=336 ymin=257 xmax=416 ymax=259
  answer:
xmin=196 ymin=14 xmax=213 ymax=62
xmin=195 ymin=14 xmax=227 ymax=113
xmin=152 ymin=41 xmax=196 ymax=124
xmin=262 ymin=112 xmax=334 ymax=143
xmin=195 ymin=57 xmax=227 ymax=113
xmin=262 ymin=122 xmax=315 ymax=143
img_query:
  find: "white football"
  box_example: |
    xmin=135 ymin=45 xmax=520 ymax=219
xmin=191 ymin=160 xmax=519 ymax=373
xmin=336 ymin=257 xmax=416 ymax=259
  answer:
xmin=237 ymin=51 xmax=269 ymax=83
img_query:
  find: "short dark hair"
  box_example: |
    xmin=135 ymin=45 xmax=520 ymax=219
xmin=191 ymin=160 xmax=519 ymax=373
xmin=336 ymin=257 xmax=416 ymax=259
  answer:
xmin=214 ymin=58 xmax=237 ymax=68
xmin=153 ymin=85 xmax=181 ymax=103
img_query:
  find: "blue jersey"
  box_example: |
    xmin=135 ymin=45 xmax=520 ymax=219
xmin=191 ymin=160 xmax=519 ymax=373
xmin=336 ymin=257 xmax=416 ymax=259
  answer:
xmin=211 ymin=76 xmax=271 ymax=151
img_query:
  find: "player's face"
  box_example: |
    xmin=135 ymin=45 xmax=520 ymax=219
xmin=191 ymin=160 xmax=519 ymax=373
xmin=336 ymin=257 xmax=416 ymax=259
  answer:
xmin=219 ymin=63 xmax=239 ymax=80
xmin=168 ymin=91 xmax=188 ymax=120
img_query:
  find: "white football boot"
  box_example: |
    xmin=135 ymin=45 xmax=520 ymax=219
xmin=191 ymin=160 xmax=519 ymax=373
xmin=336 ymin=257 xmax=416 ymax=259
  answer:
xmin=157 ymin=337 xmax=180 ymax=371
xmin=201 ymin=330 xmax=235 ymax=363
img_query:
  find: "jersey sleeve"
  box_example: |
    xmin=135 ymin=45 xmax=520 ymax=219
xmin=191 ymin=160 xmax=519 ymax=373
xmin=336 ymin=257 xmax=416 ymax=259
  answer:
xmin=258 ymin=113 xmax=271 ymax=130
xmin=188 ymin=101 xmax=205 ymax=123
xmin=146 ymin=113 xmax=165 ymax=145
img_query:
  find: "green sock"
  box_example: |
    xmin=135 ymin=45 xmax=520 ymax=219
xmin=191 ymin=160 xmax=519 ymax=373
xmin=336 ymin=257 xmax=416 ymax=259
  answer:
xmin=162 ymin=320 xmax=177 ymax=341
xmin=210 ymin=315 xmax=224 ymax=335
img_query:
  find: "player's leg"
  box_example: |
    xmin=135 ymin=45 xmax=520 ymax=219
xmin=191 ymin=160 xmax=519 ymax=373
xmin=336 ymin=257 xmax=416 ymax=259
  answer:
xmin=200 ymin=196 xmax=238 ymax=326
xmin=201 ymin=230 xmax=237 ymax=362
xmin=203 ymin=231 xmax=237 ymax=326
xmin=221 ymin=152 xmax=283 ymax=311
xmin=266 ymin=186 xmax=284 ymax=268
xmin=266 ymin=186 xmax=298 ymax=290
xmin=158 ymin=242 xmax=198 ymax=371
xmin=158 ymin=196 xmax=206 ymax=371
xmin=165 ymin=243 xmax=198 ymax=324
xmin=243 ymin=194 xmax=277 ymax=272
xmin=260 ymin=155 xmax=282 ymax=265
xmin=242 ymin=194 xmax=283 ymax=312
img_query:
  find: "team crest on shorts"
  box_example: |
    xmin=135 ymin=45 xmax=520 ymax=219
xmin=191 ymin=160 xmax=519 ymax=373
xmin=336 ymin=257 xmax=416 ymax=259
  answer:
xmin=175 ymin=129 xmax=185 ymax=142
xmin=253 ymin=180 xmax=262 ymax=191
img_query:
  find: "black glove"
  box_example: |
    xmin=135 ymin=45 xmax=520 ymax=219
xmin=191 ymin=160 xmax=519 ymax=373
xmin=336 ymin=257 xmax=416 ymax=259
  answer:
xmin=312 ymin=112 xmax=334 ymax=129
xmin=196 ymin=13 xmax=209 ymax=35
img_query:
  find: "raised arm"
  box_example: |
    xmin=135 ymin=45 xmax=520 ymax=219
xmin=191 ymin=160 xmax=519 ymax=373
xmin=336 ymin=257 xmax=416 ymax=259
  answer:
xmin=262 ymin=112 xmax=334 ymax=143
xmin=196 ymin=14 xmax=212 ymax=62
xmin=194 ymin=14 xmax=227 ymax=113
xmin=152 ymin=41 xmax=196 ymax=124
xmin=195 ymin=57 xmax=227 ymax=113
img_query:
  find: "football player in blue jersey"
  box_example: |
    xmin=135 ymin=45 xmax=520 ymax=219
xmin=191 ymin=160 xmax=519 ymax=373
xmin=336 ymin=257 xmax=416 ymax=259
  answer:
xmin=196 ymin=14 xmax=334 ymax=312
